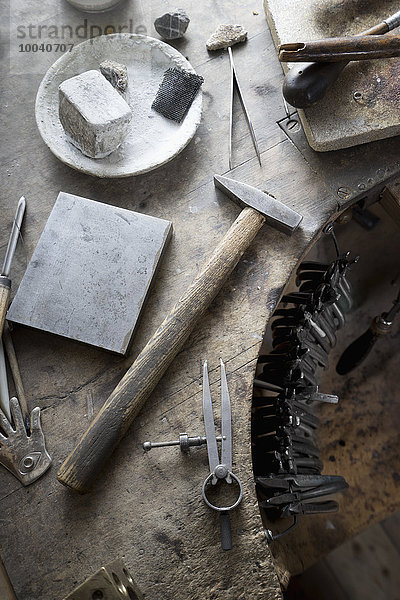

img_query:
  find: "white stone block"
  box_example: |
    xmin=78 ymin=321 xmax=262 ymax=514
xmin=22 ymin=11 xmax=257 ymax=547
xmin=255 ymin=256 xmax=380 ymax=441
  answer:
xmin=59 ymin=70 xmax=132 ymax=159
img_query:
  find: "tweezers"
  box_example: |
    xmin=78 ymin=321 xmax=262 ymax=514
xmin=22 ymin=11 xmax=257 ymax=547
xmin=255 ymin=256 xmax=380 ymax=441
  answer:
xmin=228 ymin=47 xmax=261 ymax=170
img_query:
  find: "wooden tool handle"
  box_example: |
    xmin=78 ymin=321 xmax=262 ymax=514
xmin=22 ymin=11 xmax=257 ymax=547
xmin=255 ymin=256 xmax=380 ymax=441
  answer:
xmin=57 ymin=207 xmax=266 ymax=493
xmin=279 ymin=34 xmax=400 ymax=63
xmin=336 ymin=315 xmax=392 ymax=375
xmin=0 ymin=278 xmax=11 ymax=339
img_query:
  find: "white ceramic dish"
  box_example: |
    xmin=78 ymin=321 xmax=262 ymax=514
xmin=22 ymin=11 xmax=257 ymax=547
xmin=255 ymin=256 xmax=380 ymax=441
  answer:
xmin=35 ymin=34 xmax=202 ymax=178
xmin=64 ymin=0 xmax=123 ymax=11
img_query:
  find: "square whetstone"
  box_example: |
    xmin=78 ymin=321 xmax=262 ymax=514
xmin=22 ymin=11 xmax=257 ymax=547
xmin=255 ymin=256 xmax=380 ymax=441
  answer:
xmin=264 ymin=0 xmax=400 ymax=151
xmin=7 ymin=193 xmax=172 ymax=354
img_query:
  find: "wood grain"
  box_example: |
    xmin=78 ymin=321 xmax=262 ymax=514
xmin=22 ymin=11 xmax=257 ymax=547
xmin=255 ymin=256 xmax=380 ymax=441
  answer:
xmin=0 ymin=282 xmax=10 ymax=338
xmin=381 ymin=181 xmax=400 ymax=228
xmin=326 ymin=525 xmax=400 ymax=600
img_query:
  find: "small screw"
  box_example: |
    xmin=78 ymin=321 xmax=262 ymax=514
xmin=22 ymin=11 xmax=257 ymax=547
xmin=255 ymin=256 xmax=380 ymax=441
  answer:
xmin=337 ymin=186 xmax=351 ymax=200
xmin=353 ymin=91 xmax=363 ymax=102
xmin=214 ymin=464 xmax=229 ymax=479
xmin=286 ymin=118 xmax=300 ymax=132
xmin=336 ymin=208 xmax=352 ymax=225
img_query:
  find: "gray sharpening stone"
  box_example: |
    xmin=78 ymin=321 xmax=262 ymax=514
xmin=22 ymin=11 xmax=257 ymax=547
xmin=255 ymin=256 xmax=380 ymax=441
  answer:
xmin=264 ymin=0 xmax=400 ymax=151
xmin=59 ymin=70 xmax=132 ymax=158
xmin=7 ymin=193 xmax=172 ymax=355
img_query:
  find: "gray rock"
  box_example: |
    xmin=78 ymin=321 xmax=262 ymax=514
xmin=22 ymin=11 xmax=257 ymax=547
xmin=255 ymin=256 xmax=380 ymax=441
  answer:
xmin=59 ymin=70 xmax=132 ymax=159
xmin=99 ymin=60 xmax=129 ymax=95
xmin=154 ymin=9 xmax=190 ymax=40
xmin=206 ymin=24 xmax=248 ymax=51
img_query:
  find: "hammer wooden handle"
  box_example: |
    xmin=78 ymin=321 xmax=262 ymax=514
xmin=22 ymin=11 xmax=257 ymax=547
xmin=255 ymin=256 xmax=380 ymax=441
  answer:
xmin=58 ymin=207 xmax=266 ymax=493
xmin=0 ymin=278 xmax=11 ymax=339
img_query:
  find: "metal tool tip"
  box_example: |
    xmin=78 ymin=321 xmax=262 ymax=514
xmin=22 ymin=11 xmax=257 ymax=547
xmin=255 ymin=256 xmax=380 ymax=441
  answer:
xmin=16 ymin=196 xmax=27 ymax=216
xmin=143 ymin=442 xmax=152 ymax=451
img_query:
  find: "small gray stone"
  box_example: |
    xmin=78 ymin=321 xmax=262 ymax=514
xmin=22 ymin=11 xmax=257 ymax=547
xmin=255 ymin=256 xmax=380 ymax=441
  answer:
xmin=206 ymin=24 xmax=248 ymax=51
xmin=154 ymin=9 xmax=190 ymax=40
xmin=59 ymin=70 xmax=132 ymax=159
xmin=99 ymin=60 xmax=129 ymax=95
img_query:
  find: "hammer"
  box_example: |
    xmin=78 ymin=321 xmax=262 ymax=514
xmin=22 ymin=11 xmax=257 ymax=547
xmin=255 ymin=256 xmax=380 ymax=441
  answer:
xmin=57 ymin=175 xmax=303 ymax=493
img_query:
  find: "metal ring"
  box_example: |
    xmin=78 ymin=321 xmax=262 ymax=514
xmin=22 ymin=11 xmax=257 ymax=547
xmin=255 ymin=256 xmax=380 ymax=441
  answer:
xmin=202 ymin=471 xmax=243 ymax=512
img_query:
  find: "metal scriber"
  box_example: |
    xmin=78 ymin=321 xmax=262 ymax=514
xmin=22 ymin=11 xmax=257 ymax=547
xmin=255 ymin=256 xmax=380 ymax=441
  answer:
xmin=228 ymin=47 xmax=261 ymax=170
xmin=201 ymin=359 xmax=243 ymax=550
xmin=0 ymin=196 xmax=26 ymax=338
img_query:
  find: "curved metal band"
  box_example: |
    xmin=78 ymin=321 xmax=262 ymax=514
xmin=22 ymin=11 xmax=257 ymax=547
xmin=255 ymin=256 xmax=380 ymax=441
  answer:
xmin=202 ymin=471 xmax=243 ymax=512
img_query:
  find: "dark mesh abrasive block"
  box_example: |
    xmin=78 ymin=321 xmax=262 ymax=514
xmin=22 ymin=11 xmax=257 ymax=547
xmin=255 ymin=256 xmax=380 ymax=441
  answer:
xmin=152 ymin=68 xmax=204 ymax=123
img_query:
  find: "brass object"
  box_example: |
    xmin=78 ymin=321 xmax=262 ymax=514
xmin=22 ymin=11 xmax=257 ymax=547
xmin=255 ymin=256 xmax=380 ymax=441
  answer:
xmin=63 ymin=560 xmax=143 ymax=600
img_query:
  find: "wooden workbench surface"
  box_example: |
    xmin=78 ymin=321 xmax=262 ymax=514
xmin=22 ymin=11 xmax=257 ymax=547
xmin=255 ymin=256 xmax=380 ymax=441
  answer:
xmin=0 ymin=1 xmax=399 ymax=598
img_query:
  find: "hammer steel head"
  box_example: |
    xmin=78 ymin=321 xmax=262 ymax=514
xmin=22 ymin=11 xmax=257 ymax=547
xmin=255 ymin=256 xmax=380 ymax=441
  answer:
xmin=214 ymin=175 xmax=303 ymax=235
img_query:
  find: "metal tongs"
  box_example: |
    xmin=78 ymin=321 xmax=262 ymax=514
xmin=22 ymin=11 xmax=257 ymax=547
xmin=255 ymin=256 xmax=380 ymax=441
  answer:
xmin=202 ymin=360 xmax=243 ymax=550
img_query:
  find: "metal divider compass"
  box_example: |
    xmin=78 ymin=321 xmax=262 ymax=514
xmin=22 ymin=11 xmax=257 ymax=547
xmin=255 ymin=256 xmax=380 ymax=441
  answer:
xmin=201 ymin=359 xmax=243 ymax=550
xmin=143 ymin=359 xmax=243 ymax=550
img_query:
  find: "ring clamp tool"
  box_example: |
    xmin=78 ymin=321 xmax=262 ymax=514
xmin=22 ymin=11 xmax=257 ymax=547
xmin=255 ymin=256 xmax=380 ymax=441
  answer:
xmin=201 ymin=359 xmax=243 ymax=551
